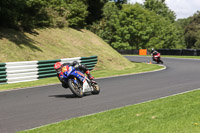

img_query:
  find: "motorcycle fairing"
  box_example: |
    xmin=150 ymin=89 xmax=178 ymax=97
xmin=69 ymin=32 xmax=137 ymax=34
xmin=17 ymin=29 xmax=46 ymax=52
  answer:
xmin=63 ymin=66 xmax=92 ymax=92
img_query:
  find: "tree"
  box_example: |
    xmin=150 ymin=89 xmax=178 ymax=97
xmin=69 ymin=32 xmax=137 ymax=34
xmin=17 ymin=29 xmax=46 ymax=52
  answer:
xmin=0 ymin=0 xmax=26 ymax=29
xmin=0 ymin=0 xmax=90 ymax=30
xmin=90 ymin=3 xmax=181 ymax=50
xmin=89 ymin=2 xmax=120 ymax=45
xmin=143 ymin=0 xmax=176 ymax=22
xmin=113 ymin=4 xmax=153 ymax=49
xmin=65 ymin=0 xmax=88 ymax=28
xmin=86 ymin=0 xmax=107 ymax=25
xmin=174 ymin=18 xmax=190 ymax=49
xmin=185 ymin=11 xmax=200 ymax=49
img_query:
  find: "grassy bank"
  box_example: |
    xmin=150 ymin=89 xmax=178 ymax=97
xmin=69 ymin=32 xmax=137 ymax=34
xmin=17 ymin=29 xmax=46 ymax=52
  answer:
xmin=19 ymin=88 xmax=200 ymax=133
xmin=0 ymin=62 xmax=163 ymax=91
xmin=0 ymin=27 xmax=133 ymax=71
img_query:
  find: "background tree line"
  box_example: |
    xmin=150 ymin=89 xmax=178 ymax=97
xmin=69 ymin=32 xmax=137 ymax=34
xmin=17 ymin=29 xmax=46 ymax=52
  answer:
xmin=0 ymin=0 xmax=108 ymax=30
xmin=0 ymin=0 xmax=200 ymax=49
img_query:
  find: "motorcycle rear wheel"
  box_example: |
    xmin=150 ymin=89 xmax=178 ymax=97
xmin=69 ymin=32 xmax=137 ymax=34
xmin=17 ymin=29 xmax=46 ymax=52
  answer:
xmin=68 ymin=79 xmax=83 ymax=98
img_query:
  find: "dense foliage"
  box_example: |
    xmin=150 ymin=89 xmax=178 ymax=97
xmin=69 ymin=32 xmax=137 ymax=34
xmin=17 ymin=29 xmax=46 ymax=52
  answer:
xmin=89 ymin=2 xmax=181 ymax=49
xmin=0 ymin=0 xmax=105 ymax=30
xmin=184 ymin=11 xmax=200 ymax=49
xmin=143 ymin=0 xmax=176 ymax=22
xmin=0 ymin=0 xmax=199 ymax=49
xmin=86 ymin=0 xmax=108 ymax=25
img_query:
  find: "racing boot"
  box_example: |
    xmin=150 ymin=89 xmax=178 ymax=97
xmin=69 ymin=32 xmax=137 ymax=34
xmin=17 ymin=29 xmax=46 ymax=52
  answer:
xmin=86 ymin=70 xmax=94 ymax=80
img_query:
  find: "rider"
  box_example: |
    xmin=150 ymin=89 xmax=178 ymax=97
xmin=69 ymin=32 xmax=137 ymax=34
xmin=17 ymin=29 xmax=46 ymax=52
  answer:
xmin=54 ymin=61 xmax=94 ymax=88
xmin=151 ymin=48 xmax=159 ymax=61
xmin=151 ymin=48 xmax=159 ymax=56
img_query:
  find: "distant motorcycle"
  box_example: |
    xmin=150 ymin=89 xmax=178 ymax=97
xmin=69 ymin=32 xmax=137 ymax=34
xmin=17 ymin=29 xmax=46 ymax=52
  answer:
xmin=152 ymin=52 xmax=163 ymax=64
xmin=63 ymin=65 xmax=100 ymax=98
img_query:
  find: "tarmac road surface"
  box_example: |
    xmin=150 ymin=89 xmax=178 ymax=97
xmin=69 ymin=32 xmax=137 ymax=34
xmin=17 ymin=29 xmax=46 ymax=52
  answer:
xmin=1 ymin=56 xmax=200 ymax=133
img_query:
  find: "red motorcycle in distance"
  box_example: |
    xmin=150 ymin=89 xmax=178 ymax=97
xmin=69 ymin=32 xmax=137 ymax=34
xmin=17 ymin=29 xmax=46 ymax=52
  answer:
xmin=152 ymin=52 xmax=163 ymax=64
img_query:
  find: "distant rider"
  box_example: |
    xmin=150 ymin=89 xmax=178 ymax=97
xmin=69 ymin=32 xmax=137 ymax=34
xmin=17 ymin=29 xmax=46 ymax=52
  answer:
xmin=151 ymin=48 xmax=159 ymax=61
xmin=54 ymin=61 xmax=94 ymax=88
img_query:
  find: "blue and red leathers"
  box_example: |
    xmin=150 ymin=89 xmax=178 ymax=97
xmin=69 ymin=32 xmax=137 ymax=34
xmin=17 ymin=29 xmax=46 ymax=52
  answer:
xmin=56 ymin=62 xmax=94 ymax=88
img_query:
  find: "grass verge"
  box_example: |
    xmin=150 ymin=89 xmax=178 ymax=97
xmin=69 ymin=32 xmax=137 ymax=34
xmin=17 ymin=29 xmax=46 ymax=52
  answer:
xmin=0 ymin=62 xmax=163 ymax=91
xmin=161 ymin=55 xmax=200 ymax=59
xmin=18 ymin=88 xmax=200 ymax=133
xmin=126 ymin=54 xmax=200 ymax=59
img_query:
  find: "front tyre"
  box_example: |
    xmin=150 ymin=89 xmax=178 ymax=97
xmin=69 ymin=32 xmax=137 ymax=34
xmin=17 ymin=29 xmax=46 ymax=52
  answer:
xmin=91 ymin=83 xmax=100 ymax=95
xmin=68 ymin=79 xmax=83 ymax=98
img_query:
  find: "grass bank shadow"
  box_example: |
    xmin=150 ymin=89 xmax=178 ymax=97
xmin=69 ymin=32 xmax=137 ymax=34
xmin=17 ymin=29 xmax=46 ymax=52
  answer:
xmin=0 ymin=28 xmax=42 ymax=52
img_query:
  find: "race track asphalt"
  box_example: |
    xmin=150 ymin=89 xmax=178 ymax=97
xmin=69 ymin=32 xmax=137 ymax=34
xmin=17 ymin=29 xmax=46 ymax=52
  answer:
xmin=1 ymin=56 xmax=200 ymax=133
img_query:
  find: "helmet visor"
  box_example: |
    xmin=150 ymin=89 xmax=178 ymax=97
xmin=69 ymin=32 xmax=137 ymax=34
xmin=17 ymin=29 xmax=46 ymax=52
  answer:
xmin=56 ymin=67 xmax=62 ymax=73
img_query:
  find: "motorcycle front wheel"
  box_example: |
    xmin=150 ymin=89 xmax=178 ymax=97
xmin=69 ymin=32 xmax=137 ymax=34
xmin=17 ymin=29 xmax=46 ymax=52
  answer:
xmin=68 ymin=78 xmax=83 ymax=98
xmin=91 ymin=83 xmax=100 ymax=95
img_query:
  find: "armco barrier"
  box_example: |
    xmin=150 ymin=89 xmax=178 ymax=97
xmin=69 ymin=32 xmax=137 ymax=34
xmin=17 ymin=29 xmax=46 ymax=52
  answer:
xmin=80 ymin=56 xmax=98 ymax=71
xmin=0 ymin=63 xmax=7 ymax=84
xmin=5 ymin=61 xmax=39 ymax=84
xmin=0 ymin=56 xmax=98 ymax=84
xmin=157 ymin=49 xmax=200 ymax=56
xmin=38 ymin=59 xmax=61 ymax=79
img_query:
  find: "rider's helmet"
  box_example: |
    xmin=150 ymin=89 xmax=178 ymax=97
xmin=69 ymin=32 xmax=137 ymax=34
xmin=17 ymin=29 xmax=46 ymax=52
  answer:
xmin=54 ymin=62 xmax=63 ymax=74
xmin=72 ymin=61 xmax=79 ymax=66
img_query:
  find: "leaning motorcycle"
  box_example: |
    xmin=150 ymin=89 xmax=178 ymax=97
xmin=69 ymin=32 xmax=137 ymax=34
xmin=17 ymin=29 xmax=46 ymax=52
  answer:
xmin=152 ymin=53 xmax=163 ymax=64
xmin=62 ymin=66 xmax=100 ymax=98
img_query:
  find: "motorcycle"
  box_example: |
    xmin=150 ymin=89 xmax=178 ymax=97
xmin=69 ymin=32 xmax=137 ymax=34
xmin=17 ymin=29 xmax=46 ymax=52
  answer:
xmin=62 ymin=65 xmax=100 ymax=98
xmin=152 ymin=52 xmax=163 ymax=64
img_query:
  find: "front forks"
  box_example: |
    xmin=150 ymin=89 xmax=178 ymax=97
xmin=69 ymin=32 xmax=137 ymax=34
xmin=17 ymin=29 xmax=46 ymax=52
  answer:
xmin=73 ymin=77 xmax=82 ymax=89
